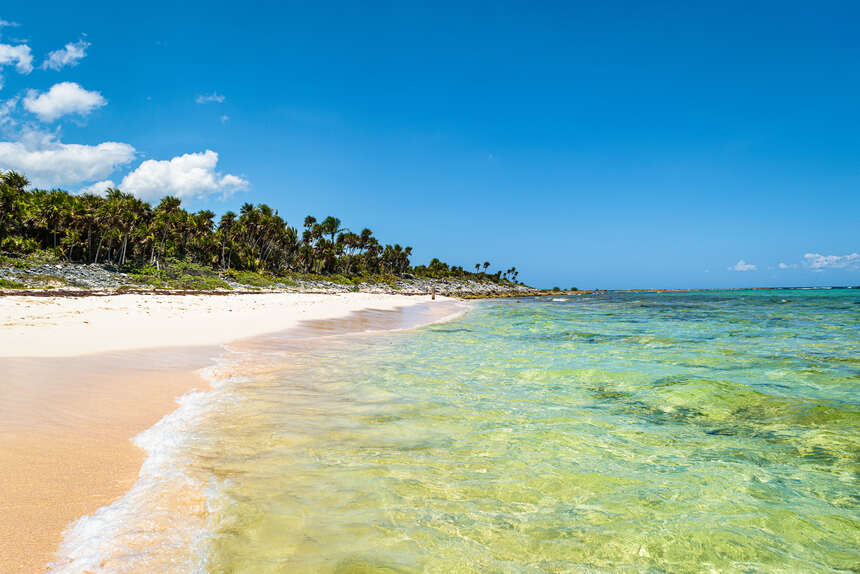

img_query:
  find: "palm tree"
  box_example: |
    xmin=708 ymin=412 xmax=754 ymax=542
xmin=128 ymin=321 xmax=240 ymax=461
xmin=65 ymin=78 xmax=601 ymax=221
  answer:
xmin=218 ymin=211 xmax=236 ymax=269
xmin=320 ymin=216 xmax=344 ymax=244
xmin=152 ymin=196 xmax=183 ymax=266
xmin=0 ymin=171 xmax=28 ymax=242
xmin=0 ymin=169 xmax=525 ymax=287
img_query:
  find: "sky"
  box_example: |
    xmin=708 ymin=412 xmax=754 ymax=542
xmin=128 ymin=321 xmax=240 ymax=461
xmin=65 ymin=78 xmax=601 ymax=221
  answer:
xmin=0 ymin=1 xmax=857 ymax=289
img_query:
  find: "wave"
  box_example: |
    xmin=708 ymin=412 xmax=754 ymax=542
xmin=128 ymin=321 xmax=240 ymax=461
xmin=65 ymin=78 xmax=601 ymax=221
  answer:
xmin=47 ymin=358 xmax=241 ymax=574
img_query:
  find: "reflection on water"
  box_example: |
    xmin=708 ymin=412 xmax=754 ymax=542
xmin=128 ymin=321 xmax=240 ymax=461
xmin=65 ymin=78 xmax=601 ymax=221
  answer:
xmin=56 ymin=291 xmax=860 ymax=573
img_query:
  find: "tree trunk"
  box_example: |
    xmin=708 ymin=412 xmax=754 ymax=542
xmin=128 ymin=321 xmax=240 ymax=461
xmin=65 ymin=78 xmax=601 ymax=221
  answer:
xmin=95 ymin=234 xmax=106 ymax=264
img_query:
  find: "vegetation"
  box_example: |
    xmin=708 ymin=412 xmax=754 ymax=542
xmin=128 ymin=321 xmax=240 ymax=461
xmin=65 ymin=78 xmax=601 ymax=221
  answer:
xmin=0 ymin=171 xmax=522 ymax=285
xmin=0 ymin=278 xmax=26 ymax=289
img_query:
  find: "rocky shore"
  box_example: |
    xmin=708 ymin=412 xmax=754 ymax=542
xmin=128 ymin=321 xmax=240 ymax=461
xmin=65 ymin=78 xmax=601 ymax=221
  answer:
xmin=0 ymin=262 xmax=540 ymax=298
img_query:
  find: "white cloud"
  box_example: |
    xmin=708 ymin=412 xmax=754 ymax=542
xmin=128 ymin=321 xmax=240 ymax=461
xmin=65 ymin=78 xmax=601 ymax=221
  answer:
xmin=728 ymin=259 xmax=756 ymax=272
xmin=0 ymin=43 xmax=31 ymax=73
xmin=0 ymin=96 xmax=17 ymax=126
xmin=803 ymin=253 xmax=859 ymax=271
xmin=23 ymin=82 xmax=106 ymax=122
xmin=0 ymin=43 xmax=33 ymax=88
xmin=195 ymin=92 xmax=225 ymax=104
xmin=120 ymin=150 xmax=248 ymax=200
xmin=778 ymin=262 xmax=797 ymax=269
xmin=78 ymin=179 xmax=114 ymax=196
xmin=0 ymin=129 xmax=135 ymax=188
xmin=42 ymin=39 xmax=90 ymax=71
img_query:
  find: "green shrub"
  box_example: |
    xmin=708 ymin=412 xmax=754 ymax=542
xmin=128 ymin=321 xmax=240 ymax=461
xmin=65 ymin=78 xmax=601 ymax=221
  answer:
xmin=170 ymin=275 xmax=231 ymax=290
xmin=27 ymin=249 xmax=61 ymax=263
xmin=0 ymin=278 xmax=26 ymax=289
xmin=127 ymin=259 xmax=230 ymax=290
xmin=225 ymin=269 xmax=275 ymax=287
xmin=34 ymin=274 xmax=68 ymax=285
xmin=0 ymin=255 xmax=31 ymax=269
xmin=1 ymin=237 xmax=39 ymax=254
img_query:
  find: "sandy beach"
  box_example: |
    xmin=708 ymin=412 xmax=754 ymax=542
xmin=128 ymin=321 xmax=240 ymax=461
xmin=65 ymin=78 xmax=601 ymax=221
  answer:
xmin=0 ymin=292 xmax=456 ymax=573
xmin=0 ymin=292 xmax=448 ymax=358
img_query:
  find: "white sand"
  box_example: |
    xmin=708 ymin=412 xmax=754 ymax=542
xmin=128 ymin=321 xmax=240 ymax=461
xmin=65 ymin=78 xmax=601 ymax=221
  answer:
xmin=0 ymin=292 xmax=445 ymax=358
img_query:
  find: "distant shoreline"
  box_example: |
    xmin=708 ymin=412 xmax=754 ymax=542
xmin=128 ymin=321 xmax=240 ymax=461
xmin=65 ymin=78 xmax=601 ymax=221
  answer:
xmin=2 ymin=284 xmax=856 ymax=300
xmin=541 ymin=285 xmax=859 ymax=295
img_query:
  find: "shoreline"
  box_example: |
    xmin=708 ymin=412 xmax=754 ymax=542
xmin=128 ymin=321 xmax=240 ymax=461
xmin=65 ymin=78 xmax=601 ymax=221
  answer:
xmin=0 ymin=292 xmax=451 ymax=358
xmin=0 ymin=293 xmax=464 ymax=572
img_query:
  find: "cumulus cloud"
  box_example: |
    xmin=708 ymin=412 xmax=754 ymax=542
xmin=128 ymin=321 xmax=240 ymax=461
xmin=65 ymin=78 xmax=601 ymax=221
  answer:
xmin=778 ymin=262 xmax=797 ymax=269
xmin=42 ymin=39 xmax=90 ymax=71
xmin=0 ymin=43 xmax=31 ymax=73
xmin=195 ymin=92 xmax=225 ymax=104
xmin=120 ymin=150 xmax=248 ymax=200
xmin=0 ymin=43 xmax=33 ymax=88
xmin=728 ymin=259 xmax=756 ymax=272
xmin=78 ymin=179 xmax=114 ymax=196
xmin=0 ymin=129 xmax=135 ymax=188
xmin=803 ymin=253 xmax=859 ymax=271
xmin=23 ymin=82 xmax=106 ymax=122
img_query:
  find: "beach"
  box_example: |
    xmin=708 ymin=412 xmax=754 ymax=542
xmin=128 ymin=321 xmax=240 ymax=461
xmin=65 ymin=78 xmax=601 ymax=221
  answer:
xmin=1 ymin=289 xmax=857 ymax=572
xmin=0 ymin=292 xmax=460 ymax=573
xmin=0 ymin=292 xmax=453 ymax=358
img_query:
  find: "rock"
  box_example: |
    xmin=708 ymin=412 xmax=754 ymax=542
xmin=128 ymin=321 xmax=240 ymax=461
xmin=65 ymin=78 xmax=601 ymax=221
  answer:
xmin=0 ymin=262 xmax=538 ymax=298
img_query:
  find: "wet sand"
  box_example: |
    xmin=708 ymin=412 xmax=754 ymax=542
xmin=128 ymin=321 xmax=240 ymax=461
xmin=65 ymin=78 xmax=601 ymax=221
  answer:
xmin=0 ymin=348 xmax=218 ymax=573
xmin=0 ymin=296 xmax=464 ymax=573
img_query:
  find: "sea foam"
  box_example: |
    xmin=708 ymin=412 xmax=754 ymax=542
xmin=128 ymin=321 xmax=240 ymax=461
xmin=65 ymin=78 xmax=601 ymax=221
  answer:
xmin=47 ymin=357 xmax=242 ymax=574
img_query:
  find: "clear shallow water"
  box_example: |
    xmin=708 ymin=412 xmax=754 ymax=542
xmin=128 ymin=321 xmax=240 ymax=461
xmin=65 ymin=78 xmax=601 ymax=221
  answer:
xmin=54 ymin=290 xmax=859 ymax=573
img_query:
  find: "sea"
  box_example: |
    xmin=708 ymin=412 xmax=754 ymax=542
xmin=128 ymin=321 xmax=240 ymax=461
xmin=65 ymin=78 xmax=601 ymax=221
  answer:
xmin=50 ymin=289 xmax=859 ymax=573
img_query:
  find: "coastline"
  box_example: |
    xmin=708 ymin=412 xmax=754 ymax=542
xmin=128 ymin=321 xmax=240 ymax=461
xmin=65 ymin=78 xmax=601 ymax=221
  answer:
xmin=0 ymin=292 xmax=448 ymax=358
xmin=0 ymin=292 xmax=464 ymax=572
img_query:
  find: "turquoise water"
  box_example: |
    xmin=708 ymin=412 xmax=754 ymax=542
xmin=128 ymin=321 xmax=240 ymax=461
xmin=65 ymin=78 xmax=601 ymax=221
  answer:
xmin=55 ymin=289 xmax=860 ymax=573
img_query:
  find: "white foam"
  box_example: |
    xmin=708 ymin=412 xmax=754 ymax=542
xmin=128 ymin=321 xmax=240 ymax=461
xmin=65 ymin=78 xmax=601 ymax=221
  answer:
xmin=47 ymin=354 xmax=243 ymax=574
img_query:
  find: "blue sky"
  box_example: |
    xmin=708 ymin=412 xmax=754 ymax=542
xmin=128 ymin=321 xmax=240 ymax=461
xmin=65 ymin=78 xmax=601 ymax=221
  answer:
xmin=0 ymin=1 xmax=857 ymax=288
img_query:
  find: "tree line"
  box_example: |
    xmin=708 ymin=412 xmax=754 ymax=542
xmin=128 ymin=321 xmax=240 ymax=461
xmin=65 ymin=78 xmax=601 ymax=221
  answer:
xmin=0 ymin=171 xmax=519 ymax=282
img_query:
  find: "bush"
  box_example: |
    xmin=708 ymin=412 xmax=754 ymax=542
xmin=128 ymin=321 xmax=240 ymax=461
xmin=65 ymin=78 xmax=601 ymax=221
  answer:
xmin=225 ymin=269 xmax=275 ymax=288
xmin=128 ymin=259 xmax=231 ymax=290
xmin=0 ymin=255 xmax=31 ymax=269
xmin=31 ymin=274 xmax=68 ymax=287
xmin=1 ymin=237 xmax=39 ymax=254
xmin=0 ymin=278 xmax=26 ymax=289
